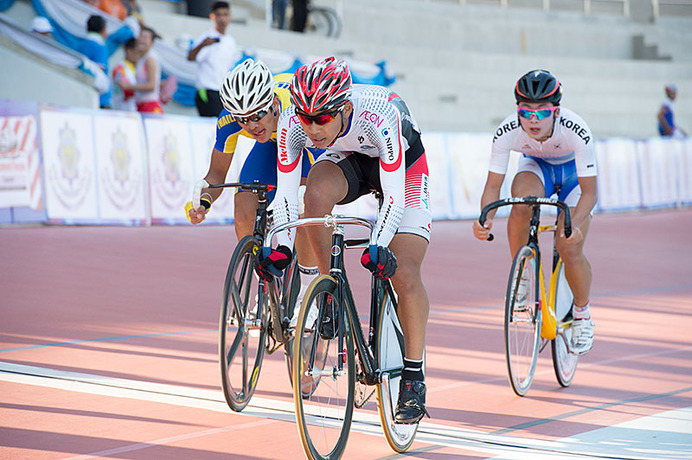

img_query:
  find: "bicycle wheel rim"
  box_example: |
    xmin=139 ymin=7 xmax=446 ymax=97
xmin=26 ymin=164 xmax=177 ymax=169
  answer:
xmin=551 ymin=260 xmax=578 ymax=387
xmin=293 ymin=276 xmax=354 ymax=460
xmin=504 ymin=245 xmax=541 ymax=396
xmin=376 ymin=287 xmax=417 ymax=452
xmin=219 ymin=236 xmax=266 ymax=412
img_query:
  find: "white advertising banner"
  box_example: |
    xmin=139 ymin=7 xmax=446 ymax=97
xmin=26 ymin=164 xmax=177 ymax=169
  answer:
xmin=594 ymin=138 xmax=641 ymax=212
xmin=41 ymin=108 xmax=98 ymax=221
xmin=676 ymin=139 xmax=692 ymax=205
xmin=0 ymin=114 xmax=41 ymax=209
xmin=446 ymin=133 xmax=497 ymax=219
xmin=94 ymin=112 xmax=149 ymax=224
xmin=420 ymin=133 xmax=452 ymax=220
xmin=638 ymin=138 xmax=679 ymax=209
xmin=144 ymin=115 xmax=195 ymax=224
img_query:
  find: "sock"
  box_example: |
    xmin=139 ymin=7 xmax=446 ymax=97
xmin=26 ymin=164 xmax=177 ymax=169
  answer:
xmin=402 ymin=358 xmax=424 ymax=381
xmin=298 ymin=265 xmax=319 ymax=294
xmin=573 ymin=301 xmax=591 ymax=320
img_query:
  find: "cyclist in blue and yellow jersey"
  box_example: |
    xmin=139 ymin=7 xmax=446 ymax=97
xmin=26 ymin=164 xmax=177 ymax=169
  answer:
xmin=186 ymin=58 xmax=321 ymax=308
xmin=472 ymin=69 xmax=598 ymax=355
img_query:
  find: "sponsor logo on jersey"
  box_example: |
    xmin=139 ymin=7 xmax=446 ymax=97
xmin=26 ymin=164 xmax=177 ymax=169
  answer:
xmin=421 ymin=173 xmax=429 ymax=210
xmin=493 ymin=120 xmax=520 ymax=142
xmin=360 ymin=110 xmax=384 ymax=128
xmin=558 ymin=117 xmax=591 ymax=144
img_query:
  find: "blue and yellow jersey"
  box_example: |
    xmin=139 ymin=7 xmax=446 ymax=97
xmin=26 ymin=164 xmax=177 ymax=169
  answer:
xmin=213 ymin=73 xmax=293 ymax=153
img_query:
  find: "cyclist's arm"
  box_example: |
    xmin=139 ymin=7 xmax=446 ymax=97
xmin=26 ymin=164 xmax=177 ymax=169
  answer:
xmin=273 ymin=111 xmax=303 ymax=248
xmin=472 ymin=171 xmax=504 ymax=239
xmin=569 ymin=175 xmax=598 ymax=235
xmin=201 ymin=148 xmax=234 ymax=203
xmin=371 ymin=114 xmax=405 ymax=247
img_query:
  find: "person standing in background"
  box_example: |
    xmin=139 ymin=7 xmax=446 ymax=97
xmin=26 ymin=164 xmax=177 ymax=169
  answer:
xmin=658 ymin=84 xmax=687 ymax=138
xmin=187 ymin=1 xmax=240 ymax=117
xmin=119 ymin=26 xmax=164 ymax=113
xmin=112 ymin=38 xmax=139 ymax=111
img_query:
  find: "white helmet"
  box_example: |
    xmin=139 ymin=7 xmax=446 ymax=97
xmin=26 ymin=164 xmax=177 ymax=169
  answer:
xmin=220 ymin=59 xmax=276 ymax=115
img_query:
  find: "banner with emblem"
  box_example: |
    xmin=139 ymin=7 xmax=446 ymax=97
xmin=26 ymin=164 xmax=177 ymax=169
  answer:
xmin=94 ymin=112 xmax=149 ymax=224
xmin=0 ymin=112 xmax=41 ymax=210
xmin=144 ymin=115 xmax=195 ymax=224
xmin=41 ymin=107 xmax=99 ymax=222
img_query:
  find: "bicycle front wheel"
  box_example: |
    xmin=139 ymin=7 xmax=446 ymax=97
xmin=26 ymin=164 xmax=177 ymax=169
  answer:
xmin=551 ymin=258 xmax=578 ymax=387
xmin=293 ymin=275 xmax=355 ymax=460
xmin=376 ymin=285 xmax=417 ymax=452
xmin=504 ymin=245 xmax=541 ymax=396
xmin=219 ymin=235 xmax=266 ymax=412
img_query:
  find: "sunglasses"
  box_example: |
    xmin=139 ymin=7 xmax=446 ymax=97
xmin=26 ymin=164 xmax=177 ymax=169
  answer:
xmin=295 ymin=107 xmax=343 ymax=126
xmin=234 ymin=109 xmax=270 ymax=125
xmin=517 ymin=106 xmax=558 ymax=120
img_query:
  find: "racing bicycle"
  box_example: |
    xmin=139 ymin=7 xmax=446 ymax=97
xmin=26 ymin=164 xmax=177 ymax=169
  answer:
xmin=262 ymin=209 xmax=418 ymax=460
xmin=194 ymin=181 xmax=305 ymax=412
xmin=479 ymin=196 xmax=580 ymax=396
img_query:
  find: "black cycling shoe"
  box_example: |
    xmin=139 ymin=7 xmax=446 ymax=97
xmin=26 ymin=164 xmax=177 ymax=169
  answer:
xmin=395 ymin=379 xmax=430 ymax=424
xmin=318 ymin=297 xmax=338 ymax=340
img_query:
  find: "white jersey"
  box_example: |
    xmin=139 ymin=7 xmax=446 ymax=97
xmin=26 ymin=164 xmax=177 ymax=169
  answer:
xmin=274 ymin=84 xmax=423 ymax=248
xmin=489 ymin=107 xmax=597 ymax=177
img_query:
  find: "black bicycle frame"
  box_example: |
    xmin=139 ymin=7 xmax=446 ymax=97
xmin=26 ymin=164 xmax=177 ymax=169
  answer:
xmin=322 ymin=230 xmax=391 ymax=386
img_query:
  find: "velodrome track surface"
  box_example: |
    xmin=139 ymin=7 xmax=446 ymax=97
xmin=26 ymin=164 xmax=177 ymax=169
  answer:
xmin=2 ymin=209 xmax=691 ymax=460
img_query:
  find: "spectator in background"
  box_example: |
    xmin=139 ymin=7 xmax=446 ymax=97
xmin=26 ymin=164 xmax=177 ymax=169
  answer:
xmin=79 ymin=14 xmax=139 ymax=109
xmin=658 ymin=84 xmax=687 ymax=138
xmin=291 ymin=0 xmax=308 ymax=32
xmin=80 ymin=15 xmax=114 ymax=108
xmin=122 ymin=0 xmax=144 ymax=24
xmin=30 ymin=16 xmax=53 ymax=39
xmin=120 ymin=26 xmax=164 ymax=113
xmin=273 ymin=0 xmax=289 ymax=30
xmin=187 ymin=1 xmax=239 ymax=117
xmin=98 ymin=0 xmax=128 ymax=21
xmin=112 ymin=38 xmax=138 ymax=111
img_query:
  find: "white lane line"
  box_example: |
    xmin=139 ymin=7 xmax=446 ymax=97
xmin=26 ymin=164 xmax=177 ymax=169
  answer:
xmin=1 ymin=362 xmax=685 ymax=460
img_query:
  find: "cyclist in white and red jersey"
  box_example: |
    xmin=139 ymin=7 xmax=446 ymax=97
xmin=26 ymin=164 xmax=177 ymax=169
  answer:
xmin=261 ymin=56 xmax=432 ymax=424
xmin=472 ymin=69 xmax=598 ymax=355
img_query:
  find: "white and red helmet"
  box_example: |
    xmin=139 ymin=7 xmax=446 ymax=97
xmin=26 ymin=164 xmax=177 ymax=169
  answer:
xmin=290 ymin=56 xmax=352 ymax=113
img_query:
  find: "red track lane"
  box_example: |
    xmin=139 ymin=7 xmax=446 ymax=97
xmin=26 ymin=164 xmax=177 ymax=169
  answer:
xmin=1 ymin=209 xmax=691 ymax=460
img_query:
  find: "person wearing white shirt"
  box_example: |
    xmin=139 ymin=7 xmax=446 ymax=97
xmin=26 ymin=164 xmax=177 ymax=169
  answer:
xmin=187 ymin=1 xmax=240 ymax=117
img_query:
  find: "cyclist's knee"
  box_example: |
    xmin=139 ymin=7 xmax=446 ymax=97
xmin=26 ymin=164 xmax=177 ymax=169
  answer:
xmin=391 ymin=261 xmax=422 ymax=292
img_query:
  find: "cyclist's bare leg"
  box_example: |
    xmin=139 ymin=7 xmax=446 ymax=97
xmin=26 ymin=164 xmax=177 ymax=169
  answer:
xmin=556 ymin=213 xmax=592 ymax=307
xmin=234 ymin=191 xmax=259 ymax=240
xmin=302 ymin=161 xmax=348 ymax=273
xmin=508 ymin=172 xmax=544 ymax=255
xmin=388 ymin=234 xmax=429 ymax=361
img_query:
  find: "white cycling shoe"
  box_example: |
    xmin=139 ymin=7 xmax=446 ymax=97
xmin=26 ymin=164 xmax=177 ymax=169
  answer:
xmin=570 ymin=318 xmax=595 ymax=355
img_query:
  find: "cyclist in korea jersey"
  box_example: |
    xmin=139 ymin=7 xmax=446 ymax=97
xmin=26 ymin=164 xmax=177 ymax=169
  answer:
xmin=186 ymin=58 xmax=321 ymax=307
xmin=261 ymin=56 xmax=432 ymax=424
xmin=472 ymin=69 xmax=598 ymax=355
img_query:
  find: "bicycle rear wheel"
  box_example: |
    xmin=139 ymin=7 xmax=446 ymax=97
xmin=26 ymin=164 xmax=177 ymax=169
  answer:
xmin=551 ymin=258 xmax=578 ymax=387
xmin=293 ymin=275 xmax=355 ymax=460
xmin=505 ymin=245 xmax=541 ymax=396
xmin=219 ymin=235 xmax=266 ymax=412
xmin=376 ymin=285 xmax=417 ymax=452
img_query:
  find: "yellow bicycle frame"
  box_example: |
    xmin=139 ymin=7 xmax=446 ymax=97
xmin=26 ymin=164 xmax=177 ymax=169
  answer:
xmin=538 ymin=224 xmax=559 ymax=340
